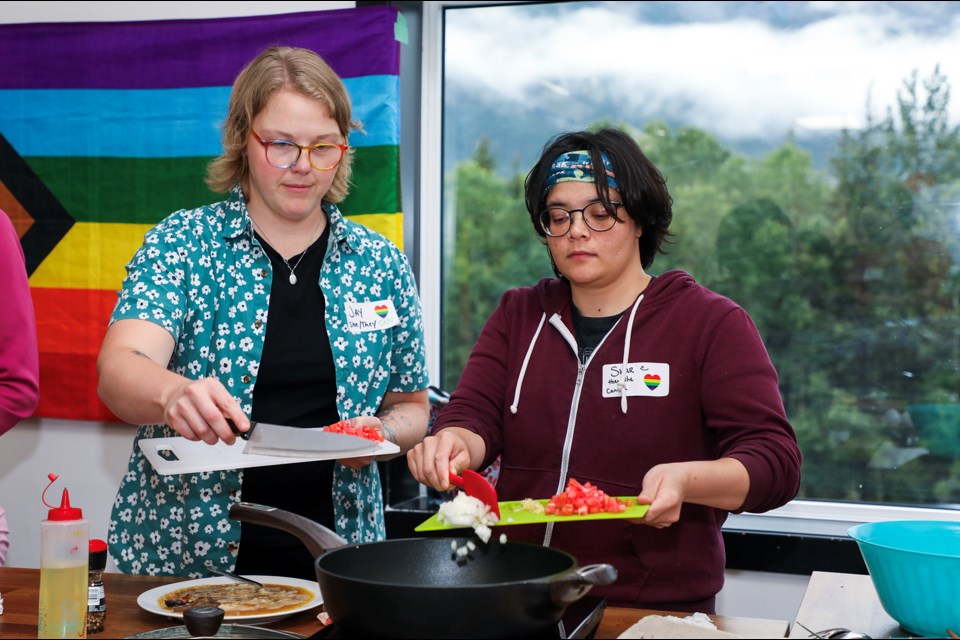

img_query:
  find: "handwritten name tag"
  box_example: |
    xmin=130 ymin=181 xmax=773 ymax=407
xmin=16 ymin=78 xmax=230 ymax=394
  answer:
xmin=345 ymin=300 xmax=400 ymax=333
xmin=601 ymin=362 xmax=670 ymax=397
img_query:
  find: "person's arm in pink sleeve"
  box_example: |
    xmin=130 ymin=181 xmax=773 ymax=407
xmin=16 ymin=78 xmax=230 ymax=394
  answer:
xmin=0 ymin=210 xmax=40 ymax=436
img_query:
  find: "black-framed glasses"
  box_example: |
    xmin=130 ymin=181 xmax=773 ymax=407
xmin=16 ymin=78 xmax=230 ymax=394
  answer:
xmin=251 ymin=131 xmax=348 ymax=171
xmin=538 ymin=201 xmax=624 ymax=237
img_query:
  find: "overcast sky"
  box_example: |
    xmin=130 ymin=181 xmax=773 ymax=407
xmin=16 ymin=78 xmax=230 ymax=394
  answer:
xmin=445 ymin=1 xmax=960 ymax=141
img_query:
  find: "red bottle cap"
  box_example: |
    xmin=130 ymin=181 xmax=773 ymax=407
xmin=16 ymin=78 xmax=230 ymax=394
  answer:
xmin=47 ymin=488 xmax=83 ymax=521
xmin=89 ymin=539 xmax=108 ymax=570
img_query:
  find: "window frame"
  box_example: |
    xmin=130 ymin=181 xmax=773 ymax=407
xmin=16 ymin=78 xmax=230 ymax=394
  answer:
xmin=414 ymin=0 xmax=960 ymax=539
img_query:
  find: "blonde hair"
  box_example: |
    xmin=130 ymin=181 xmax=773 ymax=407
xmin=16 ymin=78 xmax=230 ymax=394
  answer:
xmin=205 ymin=46 xmax=359 ymax=202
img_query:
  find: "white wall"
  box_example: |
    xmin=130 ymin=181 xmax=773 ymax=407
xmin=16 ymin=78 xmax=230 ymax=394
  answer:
xmin=0 ymin=418 xmax=131 ymax=570
xmin=0 ymin=0 xmax=809 ymax=624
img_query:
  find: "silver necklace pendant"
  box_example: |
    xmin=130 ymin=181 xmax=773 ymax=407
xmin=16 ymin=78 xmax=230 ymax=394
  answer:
xmin=251 ymin=217 xmax=319 ymax=288
xmin=283 ymin=258 xmax=299 ymax=285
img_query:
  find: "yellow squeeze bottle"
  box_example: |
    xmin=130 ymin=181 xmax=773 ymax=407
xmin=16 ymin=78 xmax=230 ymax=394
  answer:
xmin=38 ymin=474 xmax=89 ymax=639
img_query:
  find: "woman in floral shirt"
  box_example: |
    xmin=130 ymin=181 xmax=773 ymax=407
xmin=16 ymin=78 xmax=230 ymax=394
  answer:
xmin=97 ymin=47 xmax=430 ymax=579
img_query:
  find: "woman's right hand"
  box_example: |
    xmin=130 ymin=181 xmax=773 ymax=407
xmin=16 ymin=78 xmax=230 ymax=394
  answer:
xmin=406 ymin=428 xmax=478 ymax=492
xmin=98 ymin=319 xmax=249 ymax=441
xmin=164 ymin=377 xmax=249 ymax=445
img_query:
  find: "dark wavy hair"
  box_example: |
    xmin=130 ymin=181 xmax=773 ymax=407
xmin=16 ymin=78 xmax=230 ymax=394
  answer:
xmin=524 ymin=127 xmax=674 ymax=269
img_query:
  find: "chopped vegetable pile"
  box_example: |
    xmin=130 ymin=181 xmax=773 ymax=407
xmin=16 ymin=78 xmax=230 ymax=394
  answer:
xmin=512 ymin=498 xmax=546 ymax=515
xmin=323 ymin=420 xmax=384 ymax=443
xmin=545 ymin=478 xmax=632 ymax=515
xmin=437 ymin=492 xmax=499 ymax=543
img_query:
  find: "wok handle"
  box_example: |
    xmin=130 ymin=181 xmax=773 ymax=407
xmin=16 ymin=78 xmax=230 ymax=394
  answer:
xmin=549 ymin=563 xmax=618 ymax=606
xmin=229 ymin=502 xmax=348 ymax=557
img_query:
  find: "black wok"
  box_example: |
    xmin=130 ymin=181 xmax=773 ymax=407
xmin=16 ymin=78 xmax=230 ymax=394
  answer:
xmin=229 ymin=502 xmax=617 ymax=639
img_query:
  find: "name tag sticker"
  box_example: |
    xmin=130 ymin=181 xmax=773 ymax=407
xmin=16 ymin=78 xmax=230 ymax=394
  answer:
xmin=345 ymin=300 xmax=400 ymax=333
xmin=602 ymin=362 xmax=670 ymax=398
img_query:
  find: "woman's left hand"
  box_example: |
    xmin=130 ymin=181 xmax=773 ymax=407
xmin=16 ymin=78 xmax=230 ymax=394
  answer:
xmin=337 ymin=415 xmax=387 ymax=470
xmin=635 ymin=463 xmax=685 ymax=528
xmin=634 ymin=458 xmax=751 ymax=527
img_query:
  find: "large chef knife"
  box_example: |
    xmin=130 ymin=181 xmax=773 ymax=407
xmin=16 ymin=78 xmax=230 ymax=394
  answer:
xmin=232 ymin=420 xmax=384 ymax=458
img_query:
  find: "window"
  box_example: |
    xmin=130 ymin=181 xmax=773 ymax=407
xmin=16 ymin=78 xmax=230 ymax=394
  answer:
xmin=419 ymin=1 xmax=960 ymax=530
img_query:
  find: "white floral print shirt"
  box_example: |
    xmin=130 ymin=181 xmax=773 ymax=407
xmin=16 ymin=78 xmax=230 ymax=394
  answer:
xmin=107 ymin=186 xmax=429 ymax=577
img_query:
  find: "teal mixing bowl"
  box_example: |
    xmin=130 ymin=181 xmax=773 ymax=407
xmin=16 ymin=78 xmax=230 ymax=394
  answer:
xmin=848 ymin=520 xmax=960 ymax=637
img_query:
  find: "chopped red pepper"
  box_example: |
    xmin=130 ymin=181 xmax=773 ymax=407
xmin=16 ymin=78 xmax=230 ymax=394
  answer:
xmin=322 ymin=419 xmax=385 ymax=443
xmin=544 ymin=478 xmax=631 ymax=515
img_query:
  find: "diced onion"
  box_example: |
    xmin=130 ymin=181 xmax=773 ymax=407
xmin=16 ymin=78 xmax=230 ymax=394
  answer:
xmin=437 ymin=492 xmax=500 ymax=545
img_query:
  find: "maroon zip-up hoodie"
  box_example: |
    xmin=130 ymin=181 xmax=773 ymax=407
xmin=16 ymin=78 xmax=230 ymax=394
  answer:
xmin=433 ymin=270 xmax=801 ymax=612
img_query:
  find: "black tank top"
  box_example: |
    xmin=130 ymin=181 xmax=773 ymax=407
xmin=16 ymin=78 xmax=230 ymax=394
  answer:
xmin=572 ymin=305 xmax=622 ymax=364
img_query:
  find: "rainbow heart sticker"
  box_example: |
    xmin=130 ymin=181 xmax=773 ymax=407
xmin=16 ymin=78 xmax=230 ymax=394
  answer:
xmin=643 ymin=374 xmax=661 ymax=390
xmin=374 ymin=304 xmax=389 ymax=318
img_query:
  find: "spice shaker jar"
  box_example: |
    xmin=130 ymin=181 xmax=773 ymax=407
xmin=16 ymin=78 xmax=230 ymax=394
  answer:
xmin=87 ymin=539 xmax=108 ymax=634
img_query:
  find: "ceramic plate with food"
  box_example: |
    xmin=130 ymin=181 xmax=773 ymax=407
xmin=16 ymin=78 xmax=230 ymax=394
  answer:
xmin=137 ymin=576 xmax=322 ymax=625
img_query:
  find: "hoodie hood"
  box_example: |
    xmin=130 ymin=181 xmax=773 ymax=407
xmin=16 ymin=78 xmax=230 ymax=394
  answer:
xmin=533 ymin=269 xmax=698 ymax=317
xmin=513 ymin=270 xmax=698 ymax=415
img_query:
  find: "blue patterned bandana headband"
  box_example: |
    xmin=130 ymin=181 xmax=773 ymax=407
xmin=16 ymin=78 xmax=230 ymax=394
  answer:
xmin=543 ymin=150 xmax=619 ymax=196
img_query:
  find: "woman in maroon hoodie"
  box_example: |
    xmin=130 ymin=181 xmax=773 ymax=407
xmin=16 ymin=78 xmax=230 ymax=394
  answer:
xmin=407 ymin=128 xmax=802 ymax=613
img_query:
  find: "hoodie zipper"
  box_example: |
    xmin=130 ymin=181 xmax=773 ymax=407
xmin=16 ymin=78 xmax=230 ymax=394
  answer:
xmin=549 ymin=313 xmax=581 ymax=490
xmin=543 ymin=313 xmax=617 ymax=547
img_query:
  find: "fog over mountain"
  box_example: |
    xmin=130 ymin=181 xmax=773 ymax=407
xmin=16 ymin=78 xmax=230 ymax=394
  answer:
xmin=442 ymin=1 xmax=960 ymax=176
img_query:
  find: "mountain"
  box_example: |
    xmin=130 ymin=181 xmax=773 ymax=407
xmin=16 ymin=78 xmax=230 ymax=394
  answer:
xmin=443 ymin=78 xmax=842 ymax=179
xmin=439 ymin=1 xmax=960 ymax=179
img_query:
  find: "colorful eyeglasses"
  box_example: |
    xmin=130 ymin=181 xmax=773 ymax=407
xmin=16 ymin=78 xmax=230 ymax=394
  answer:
xmin=251 ymin=131 xmax=348 ymax=171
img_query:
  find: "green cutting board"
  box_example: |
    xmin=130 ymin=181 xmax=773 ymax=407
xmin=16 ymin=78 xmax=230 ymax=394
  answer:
xmin=414 ymin=498 xmax=649 ymax=532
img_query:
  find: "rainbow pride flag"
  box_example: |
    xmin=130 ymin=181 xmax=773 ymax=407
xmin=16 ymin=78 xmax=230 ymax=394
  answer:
xmin=0 ymin=7 xmax=404 ymax=421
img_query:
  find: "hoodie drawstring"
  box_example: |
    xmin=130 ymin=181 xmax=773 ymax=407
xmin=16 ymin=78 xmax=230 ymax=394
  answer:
xmin=510 ymin=312 xmax=547 ymax=414
xmin=620 ymin=294 xmax=644 ymax=414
